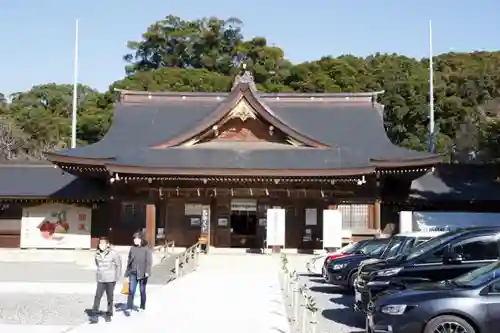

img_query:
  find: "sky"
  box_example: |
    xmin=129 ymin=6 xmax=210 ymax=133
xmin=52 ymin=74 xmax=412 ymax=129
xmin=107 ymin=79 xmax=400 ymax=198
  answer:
xmin=1 ymin=0 xmax=499 ymax=96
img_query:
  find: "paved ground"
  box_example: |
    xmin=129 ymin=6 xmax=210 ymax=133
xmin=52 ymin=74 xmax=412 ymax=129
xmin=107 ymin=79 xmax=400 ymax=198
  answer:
xmin=0 ymin=250 xmax=173 ymax=332
xmin=287 ymin=255 xmax=366 ymax=333
xmin=66 ymin=254 xmax=290 ymax=333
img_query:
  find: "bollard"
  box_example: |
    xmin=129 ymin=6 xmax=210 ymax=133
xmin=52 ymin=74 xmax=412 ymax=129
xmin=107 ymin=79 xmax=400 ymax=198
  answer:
xmin=305 ymin=294 xmax=318 ymax=333
xmin=174 ymin=256 xmax=180 ymax=277
xmin=194 ymin=245 xmax=200 ymax=268
xmin=289 ymin=271 xmax=296 ymax=310
xmin=310 ymin=311 xmax=318 ymax=333
xmin=290 ymin=270 xmax=298 ymax=307
xmin=293 ymin=283 xmax=301 ymax=328
xmin=301 ymin=299 xmax=307 ymax=333
xmin=283 ymin=267 xmax=290 ymax=298
xmin=300 ymin=285 xmax=310 ymax=333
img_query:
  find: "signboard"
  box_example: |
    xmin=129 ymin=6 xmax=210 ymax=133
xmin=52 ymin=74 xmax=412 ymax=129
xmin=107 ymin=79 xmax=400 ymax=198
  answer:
xmin=185 ymin=204 xmax=203 ymax=215
xmin=411 ymin=212 xmax=500 ymax=232
xmin=305 ymin=208 xmax=317 ymax=225
xmin=201 ymin=207 xmax=210 ymax=235
xmin=266 ymin=208 xmax=285 ymax=246
xmin=323 ymin=209 xmax=342 ymax=248
xmin=231 ymin=199 xmax=257 ymax=212
xmin=399 ymin=211 xmax=413 ymax=233
xmin=20 ymin=203 xmax=91 ymax=249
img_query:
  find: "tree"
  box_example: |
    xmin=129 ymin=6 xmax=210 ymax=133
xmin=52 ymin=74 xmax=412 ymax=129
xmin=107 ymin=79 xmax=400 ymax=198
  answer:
xmin=123 ymin=15 xmax=245 ymax=75
xmin=3 ymin=14 xmax=500 ymax=162
xmin=0 ymin=116 xmax=29 ymax=160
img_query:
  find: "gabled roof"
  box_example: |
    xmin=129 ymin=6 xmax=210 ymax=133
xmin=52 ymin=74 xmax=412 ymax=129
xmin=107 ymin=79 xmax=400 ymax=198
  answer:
xmin=410 ymin=164 xmax=500 ymax=201
xmin=46 ymin=79 xmax=441 ymax=177
xmin=0 ymin=161 xmax=106 ymax=199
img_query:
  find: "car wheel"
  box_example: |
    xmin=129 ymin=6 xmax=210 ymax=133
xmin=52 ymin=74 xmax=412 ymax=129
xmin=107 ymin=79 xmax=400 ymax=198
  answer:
xmin=348 ymin=272 xmax=358 ymax=289
xmin=324 ymin=270 xmax=331 ymax=283
xmin=424 ymin=315 xmax=475 ymax=333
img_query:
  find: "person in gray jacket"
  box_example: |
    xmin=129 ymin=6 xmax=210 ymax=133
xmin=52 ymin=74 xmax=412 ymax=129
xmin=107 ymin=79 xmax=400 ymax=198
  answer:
xmin=91 ymin=237 xmax=122 ymax=321
xmin=124 ymin=232 xmax=152 ymax=313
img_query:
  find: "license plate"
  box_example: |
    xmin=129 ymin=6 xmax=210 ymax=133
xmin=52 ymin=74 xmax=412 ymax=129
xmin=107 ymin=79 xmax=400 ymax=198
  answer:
xmin=355 ymin=290 xmax=361 ymax=302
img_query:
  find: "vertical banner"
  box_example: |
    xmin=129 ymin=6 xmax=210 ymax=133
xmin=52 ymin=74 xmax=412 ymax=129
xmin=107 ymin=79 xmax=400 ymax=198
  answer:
xmin=266 ymin=208 xmax=285 ymax=247
xmin=200 ymin=206 xmax=210 ymax=248
xmin=399 ymin=211 xmax=413 ymax=233
xmin=323 ymin=209 xmax=342 ymax=248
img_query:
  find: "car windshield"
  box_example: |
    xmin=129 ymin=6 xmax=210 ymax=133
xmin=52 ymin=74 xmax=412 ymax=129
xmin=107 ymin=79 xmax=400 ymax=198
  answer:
xmin=363 ymin=243 xmax=386 ymax=256
xmin=406 ymin=233 xmax=460 ymax=260
xmin=359 ymin=242 xmax=385 ymax=254
xmin=452 ymin=261 xmax=500 ymax=288
xmin=381 ymin=237 xmax=406 ymax=259
xmin=339 ymin=242 xmax=358 ymax=254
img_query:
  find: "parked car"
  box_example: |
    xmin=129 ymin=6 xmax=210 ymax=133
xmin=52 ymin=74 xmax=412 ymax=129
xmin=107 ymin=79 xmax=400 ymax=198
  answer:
xmin=354 ymin=231 xmax=445 ymax=312
xmin=324 ymin=238 xmax=389 ymax=288
xmin=356 ymin=227 xmax=500 ymax=313
xmin=306 ymin=240 xmax=371 ymax=275
xmin=366 ymin=260 xmax=500 ymax=333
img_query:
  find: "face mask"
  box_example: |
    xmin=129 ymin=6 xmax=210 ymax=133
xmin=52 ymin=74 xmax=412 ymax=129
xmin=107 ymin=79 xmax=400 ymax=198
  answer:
xmin=98 ymin=244 xmax=107 ymax=251
xmin=133 ymin=238 xmax=141 ymax=246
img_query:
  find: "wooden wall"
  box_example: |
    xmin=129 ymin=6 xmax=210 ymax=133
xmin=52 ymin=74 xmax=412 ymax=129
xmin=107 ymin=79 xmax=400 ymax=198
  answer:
xmin=108 ymin=196 xmax=381 ymax=249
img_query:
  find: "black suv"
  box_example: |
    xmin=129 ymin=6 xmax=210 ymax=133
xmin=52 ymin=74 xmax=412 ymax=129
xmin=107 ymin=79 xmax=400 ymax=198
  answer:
xmin=353 ymin=231 xmax=445 ymax=312
xmin=368 ymin=260 xmax=500 ymax=333
xmin=356 ymin=227 xmax=500 ymax=313
xmin=325 ymin=238 xmax=389 ymax=288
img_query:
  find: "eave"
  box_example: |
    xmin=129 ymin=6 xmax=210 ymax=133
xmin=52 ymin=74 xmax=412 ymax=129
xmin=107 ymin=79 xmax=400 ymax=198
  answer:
xmin=104 ymin=164 xmax=375 ymax=177
xmin=371 ymin=155 xmax=443 ymax=168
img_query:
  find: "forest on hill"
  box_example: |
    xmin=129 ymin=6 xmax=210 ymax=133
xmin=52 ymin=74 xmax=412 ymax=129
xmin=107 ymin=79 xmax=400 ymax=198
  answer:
xmin=0 ymin=15 xmax=499 ymax=162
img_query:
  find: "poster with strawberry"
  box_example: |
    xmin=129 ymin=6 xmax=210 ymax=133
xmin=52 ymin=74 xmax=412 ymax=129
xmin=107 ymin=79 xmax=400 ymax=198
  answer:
xmin=37 ymin=210 xmax=69 ymax=241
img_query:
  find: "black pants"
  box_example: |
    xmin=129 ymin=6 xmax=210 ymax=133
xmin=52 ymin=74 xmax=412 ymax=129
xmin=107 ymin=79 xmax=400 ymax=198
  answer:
xmin=92 ymin=282 xmax=116 ymax=315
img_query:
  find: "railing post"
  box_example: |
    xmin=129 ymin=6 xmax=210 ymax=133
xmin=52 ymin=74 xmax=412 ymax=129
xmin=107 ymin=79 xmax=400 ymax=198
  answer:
xmin=194 ymin=244 xmax=200 ymax=269
xmin=175 ymin=256 xmax=180 ymax=277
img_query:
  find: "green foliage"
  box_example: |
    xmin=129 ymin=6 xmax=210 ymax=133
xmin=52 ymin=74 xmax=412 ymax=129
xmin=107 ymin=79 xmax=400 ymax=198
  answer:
xmin=1 ymin=14 xmax=500 ymax=161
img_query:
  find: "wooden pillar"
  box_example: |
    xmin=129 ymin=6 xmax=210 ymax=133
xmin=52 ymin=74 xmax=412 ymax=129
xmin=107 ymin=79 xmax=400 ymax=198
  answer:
xmin=373 ymin=200 xmax=381 ymax=231
xmin=145 ymin=204 xmax=156 ymax=246
xmin=108 ymin=198 xmax=120 ymax=244
xmin=374 ymin=173 xmax=382 ymax=231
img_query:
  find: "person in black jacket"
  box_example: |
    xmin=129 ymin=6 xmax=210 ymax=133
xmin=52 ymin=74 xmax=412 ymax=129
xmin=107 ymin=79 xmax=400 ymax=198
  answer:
xmin=124 ymin=232 xmax=152 ymax=313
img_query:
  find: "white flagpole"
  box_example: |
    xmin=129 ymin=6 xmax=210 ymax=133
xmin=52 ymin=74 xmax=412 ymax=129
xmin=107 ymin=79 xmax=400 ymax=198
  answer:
xmin=428 ymin=20 xmax=435 ymax=153
xmin=71 ymin=19 xmax=79 ymax=149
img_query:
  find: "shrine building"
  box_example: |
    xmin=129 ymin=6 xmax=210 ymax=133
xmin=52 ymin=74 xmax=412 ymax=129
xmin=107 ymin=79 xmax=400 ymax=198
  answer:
xmin=0 ymin=71 xmax=442 ymax=249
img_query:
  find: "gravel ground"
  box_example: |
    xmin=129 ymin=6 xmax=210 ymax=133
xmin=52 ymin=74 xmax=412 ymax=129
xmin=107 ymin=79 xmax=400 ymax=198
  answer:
xmin=0 ymin=254 xmax=178 ymax=328
xmin=0 ymin=293 xmax=96 ymax=325
xmin=285 ymin=254 xmax=366 ymax=333
xmin=0 ymin=262 xmax=95 ymax=283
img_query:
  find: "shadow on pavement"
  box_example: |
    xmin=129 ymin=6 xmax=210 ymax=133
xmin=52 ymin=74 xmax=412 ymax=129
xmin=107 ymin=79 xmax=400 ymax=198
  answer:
xmin=309 ymin=278 xmax=326 ymax=284
xmin=322 ymin=295 xmax=365 ymax=329
xmin=298 ymin=273 xmax=317 ymax=277
xmin=321 ymin=307 xmax=365 ymax=329
xmin=330 ymin=296 xmax=354 ymax=307
xmin=310 ymin=285 xmax=351 ymax=294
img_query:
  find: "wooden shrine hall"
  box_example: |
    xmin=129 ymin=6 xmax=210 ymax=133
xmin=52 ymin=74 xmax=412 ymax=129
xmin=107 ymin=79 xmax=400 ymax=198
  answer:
xmin=2 ymin=70 xmax=442 ymax=250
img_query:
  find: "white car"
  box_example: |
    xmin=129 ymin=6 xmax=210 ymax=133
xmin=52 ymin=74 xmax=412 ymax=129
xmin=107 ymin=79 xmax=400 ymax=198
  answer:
xmin=305 ymin=243 xmax=358 ymax=275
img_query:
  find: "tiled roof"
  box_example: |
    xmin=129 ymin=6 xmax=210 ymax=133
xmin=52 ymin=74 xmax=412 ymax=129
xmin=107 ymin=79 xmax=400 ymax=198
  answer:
xmin=410 ymin=164 xmax=500 ymax=201
xmin=0 ymin=162 xmax=106 ymax=199
xmin=47 ymin=85 xmax=439 ymax=173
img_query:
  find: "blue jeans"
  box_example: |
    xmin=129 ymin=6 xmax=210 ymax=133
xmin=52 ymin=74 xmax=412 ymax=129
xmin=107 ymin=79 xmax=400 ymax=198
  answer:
xmin=127 ymin=274 xmax=148 ymax=310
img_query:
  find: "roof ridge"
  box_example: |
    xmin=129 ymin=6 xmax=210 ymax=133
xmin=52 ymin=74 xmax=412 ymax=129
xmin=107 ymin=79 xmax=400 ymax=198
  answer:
xmin=114 ymin=88 xmax=384 ymax=99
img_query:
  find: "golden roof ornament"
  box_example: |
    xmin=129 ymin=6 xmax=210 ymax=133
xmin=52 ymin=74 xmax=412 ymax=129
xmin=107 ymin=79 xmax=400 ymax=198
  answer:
xmin=232 ymin=63 xmax=257 ymax=91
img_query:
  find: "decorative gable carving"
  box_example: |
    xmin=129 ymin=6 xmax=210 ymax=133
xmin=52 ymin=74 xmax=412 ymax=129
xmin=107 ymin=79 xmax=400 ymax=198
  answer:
xmin=177 ymin=96 xmax=312 ymax=147
xmin=227 ymin=98 xmax=257 ymax=122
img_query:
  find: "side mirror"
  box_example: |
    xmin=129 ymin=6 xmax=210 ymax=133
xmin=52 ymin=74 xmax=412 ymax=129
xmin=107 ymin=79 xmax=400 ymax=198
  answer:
xmin=443 ymin=252 xmax=463 ymax=264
